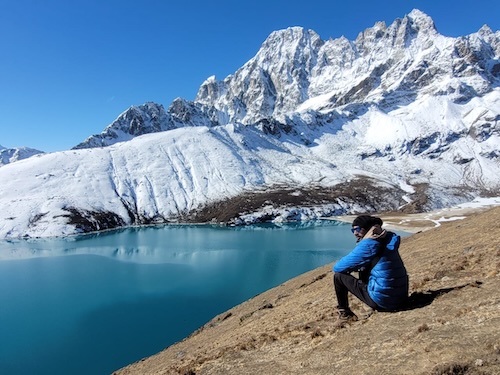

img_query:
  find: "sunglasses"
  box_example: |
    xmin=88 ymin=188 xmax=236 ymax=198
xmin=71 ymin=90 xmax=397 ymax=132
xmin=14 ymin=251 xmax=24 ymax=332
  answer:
xmin=351 ymin=226 xmax=362 ymax=233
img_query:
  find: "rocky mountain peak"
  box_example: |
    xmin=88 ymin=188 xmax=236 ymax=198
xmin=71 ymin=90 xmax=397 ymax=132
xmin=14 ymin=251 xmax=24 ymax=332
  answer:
xmin=407 ymin=8 xmax=437 ymax=32
xmin=73 ymin=102 xmax=173 ymax=149
xmin=195 ymin=26 xmax=324 ymax=124
xmin=354 ymin=8 xmax=438 ymax=56
xmin=0 ymin=146 xmax=44 ymax=167
xmin=76 ymin=9 xmax=498 ymax=150
xmin=257 ymin=27 xmax=323 ymax=63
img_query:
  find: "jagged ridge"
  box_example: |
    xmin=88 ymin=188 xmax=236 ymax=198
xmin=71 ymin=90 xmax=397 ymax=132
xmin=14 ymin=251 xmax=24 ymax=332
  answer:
xmin=0 ymin=9 xmax=499 ymax=239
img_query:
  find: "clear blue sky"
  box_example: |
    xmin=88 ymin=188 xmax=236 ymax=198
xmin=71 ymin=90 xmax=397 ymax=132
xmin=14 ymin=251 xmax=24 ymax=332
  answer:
xmin=1 ymin=0 xmax=499 ymax=152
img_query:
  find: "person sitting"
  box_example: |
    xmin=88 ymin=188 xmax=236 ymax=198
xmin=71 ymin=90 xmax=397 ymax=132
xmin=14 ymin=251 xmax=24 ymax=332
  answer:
xmin=333 ymin=215 xmax=408 ymax=324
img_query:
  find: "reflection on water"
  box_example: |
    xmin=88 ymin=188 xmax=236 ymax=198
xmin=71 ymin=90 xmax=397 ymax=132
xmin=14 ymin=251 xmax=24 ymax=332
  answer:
xmin=0 ymin=220 xmax=356 ymax=375
xmin=1 ymin=221 xmax=343 ymax=262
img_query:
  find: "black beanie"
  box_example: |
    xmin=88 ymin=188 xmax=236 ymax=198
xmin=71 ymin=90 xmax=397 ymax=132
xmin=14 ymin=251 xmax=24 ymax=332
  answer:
xmin=352 ymin=215 xmax=383 ymax=231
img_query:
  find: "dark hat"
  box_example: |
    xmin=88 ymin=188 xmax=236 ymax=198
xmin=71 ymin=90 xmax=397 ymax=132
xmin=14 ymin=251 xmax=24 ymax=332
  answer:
xmin=352 ymin=215 xmax=383 ymax=231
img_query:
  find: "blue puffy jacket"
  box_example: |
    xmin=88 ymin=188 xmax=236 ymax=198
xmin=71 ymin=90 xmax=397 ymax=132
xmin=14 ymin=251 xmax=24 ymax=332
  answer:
xmin=333 ymin=229 xmax=408 ymax=311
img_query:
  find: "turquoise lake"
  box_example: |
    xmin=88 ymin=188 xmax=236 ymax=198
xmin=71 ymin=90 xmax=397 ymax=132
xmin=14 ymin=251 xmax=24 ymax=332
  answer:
xmin=0 ymin=221 xmax=362 ymax=374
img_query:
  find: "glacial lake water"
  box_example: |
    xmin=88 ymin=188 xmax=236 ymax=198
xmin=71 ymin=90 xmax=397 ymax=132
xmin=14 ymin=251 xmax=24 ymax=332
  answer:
xmin=0 ymin=220 xmax=367 ymax=374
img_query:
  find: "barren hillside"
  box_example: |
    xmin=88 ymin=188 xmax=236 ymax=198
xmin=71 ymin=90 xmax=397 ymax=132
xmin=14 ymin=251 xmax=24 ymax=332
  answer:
xmin=115 ymin=206 xmax=500 ymax=375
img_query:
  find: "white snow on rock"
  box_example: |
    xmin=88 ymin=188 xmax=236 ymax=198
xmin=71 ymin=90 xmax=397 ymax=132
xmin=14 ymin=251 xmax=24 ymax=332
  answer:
xmin=0 ymin=9 xmax=499 ymax=239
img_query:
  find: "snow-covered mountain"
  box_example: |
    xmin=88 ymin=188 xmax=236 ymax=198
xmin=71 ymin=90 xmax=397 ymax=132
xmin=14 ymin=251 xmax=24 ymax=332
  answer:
xmin=0 ymin=9 xmax=499 ymax=239
xmin=73 ymin=100 xmax=216 ymax=149
xmin=0 ymin=145 xmax=44 ymax=167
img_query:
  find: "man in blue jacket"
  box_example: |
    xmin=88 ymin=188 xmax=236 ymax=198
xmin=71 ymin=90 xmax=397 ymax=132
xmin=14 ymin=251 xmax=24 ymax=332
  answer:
xmin=333 ymin=215 xmax=408 ymax=324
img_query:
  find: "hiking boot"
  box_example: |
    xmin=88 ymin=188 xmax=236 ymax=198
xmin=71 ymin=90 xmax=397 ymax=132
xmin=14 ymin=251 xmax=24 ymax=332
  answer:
xmin=334 ymin=308 xmax=358 ymax=327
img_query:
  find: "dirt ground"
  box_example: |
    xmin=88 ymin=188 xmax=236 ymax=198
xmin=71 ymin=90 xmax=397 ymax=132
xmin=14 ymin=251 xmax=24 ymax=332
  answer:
xmin=114 ymin=206 xmax=500 ymax=375
xmin=330 ymin=203 xmax=500 ymax=234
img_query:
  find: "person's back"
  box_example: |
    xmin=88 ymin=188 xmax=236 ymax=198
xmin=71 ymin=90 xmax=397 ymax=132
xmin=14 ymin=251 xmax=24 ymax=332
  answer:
xmin=368 ymin=231 xmax=408 ymax=311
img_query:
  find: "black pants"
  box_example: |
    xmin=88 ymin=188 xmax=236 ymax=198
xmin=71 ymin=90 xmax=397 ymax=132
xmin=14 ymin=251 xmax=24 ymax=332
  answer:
xmin=334 ymin=272 xmax=378 ymax=310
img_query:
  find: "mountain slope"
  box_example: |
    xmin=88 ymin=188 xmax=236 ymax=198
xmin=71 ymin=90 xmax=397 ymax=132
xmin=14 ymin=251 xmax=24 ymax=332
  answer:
xmin=0 ymin=9 xmax=499 ymax=239
xmin=114 ymin=206 xmax=500 ymax=375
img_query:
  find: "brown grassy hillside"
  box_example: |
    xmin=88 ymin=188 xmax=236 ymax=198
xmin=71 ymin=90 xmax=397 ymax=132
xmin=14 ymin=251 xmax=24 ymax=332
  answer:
xmin=115 ymin=207 xmax=500 ymax=375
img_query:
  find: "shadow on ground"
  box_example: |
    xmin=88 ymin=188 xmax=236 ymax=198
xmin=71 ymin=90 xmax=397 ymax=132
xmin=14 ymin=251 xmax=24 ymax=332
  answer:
xmin=399 ymin=281 xmax=482 ymax=311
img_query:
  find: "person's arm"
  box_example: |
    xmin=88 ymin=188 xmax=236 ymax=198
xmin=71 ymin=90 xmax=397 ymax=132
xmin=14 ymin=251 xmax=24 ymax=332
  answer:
xmin=333 ymin=239 xmax=380 ymax=273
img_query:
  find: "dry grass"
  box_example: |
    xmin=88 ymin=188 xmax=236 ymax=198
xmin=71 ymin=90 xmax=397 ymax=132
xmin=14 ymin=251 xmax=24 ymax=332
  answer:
xmin=115 ymin=206 xmax=500 ymax=375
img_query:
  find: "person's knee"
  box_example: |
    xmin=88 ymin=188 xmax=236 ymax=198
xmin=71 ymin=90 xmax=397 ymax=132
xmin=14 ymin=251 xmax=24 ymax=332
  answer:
xmin=333 ymin=272 xmax=345 ymax=285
